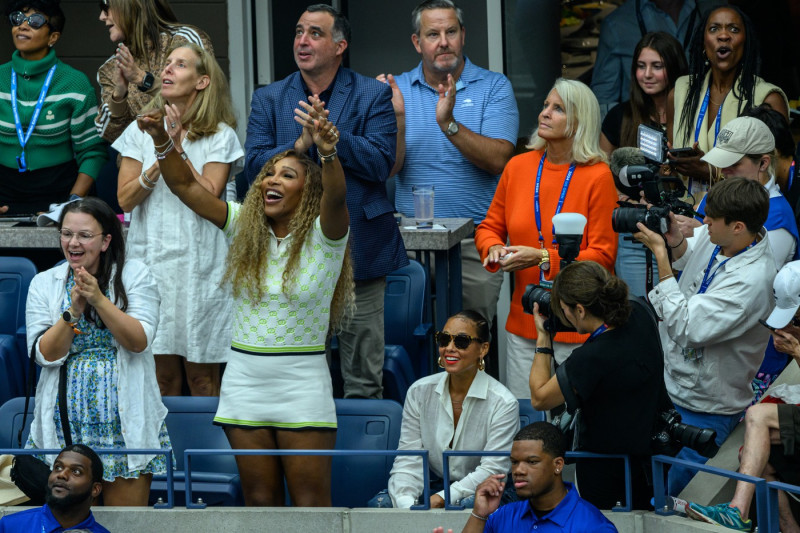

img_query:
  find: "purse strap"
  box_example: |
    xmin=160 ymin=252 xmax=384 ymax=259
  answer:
xmin=18 ymin=330 xmax=72 ymax=448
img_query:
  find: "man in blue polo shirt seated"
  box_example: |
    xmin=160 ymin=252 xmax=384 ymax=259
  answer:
xmin=436 ymin=422 xmax=617 ymax=533
xmin=0 ymin=445 xmax=109 ymax=533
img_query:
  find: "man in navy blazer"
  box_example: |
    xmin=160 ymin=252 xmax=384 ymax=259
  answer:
xmin=244 ymin=3 xmax=408 ymax=399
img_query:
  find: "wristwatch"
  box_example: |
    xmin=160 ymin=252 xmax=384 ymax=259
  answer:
xmin=62 ymin=308 xmax=80 ymax=324
xmin=539 ymin=249 xmax=550 ymax=272
xmin=137 ymin=71 xmax=155 ymax=92
xmin=444 ymin=120 xmax=459 ymax=136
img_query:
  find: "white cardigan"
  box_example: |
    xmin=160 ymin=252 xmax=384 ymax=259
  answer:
xmin=25 ymin=260 xmax=167 ymax=471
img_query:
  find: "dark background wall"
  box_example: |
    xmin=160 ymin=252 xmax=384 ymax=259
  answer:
xmin=0 ymin=0 xmax=229 ymax=102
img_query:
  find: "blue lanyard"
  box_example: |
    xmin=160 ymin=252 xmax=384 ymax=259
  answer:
xmin=697 ymin=241 xmax=756 ymax=294
xmin=11 ymin=64 xmax=57 ymax=172
xmin=789 ymin=160 xmax=796 ymax=192
xmin=534 ymin=151 xmax=576 ymax=247
xmin=694 ymin=86 xmax=724 ymax=147
xmin=587 ymin=323 xmax=608 ymax=341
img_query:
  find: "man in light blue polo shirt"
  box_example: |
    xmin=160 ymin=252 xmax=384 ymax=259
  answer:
xmin=378 ymin=0 xmax=519 ymax=326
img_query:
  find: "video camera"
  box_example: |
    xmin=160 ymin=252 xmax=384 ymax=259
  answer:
xmin=520 ymin=213 xmax=585 ymax=334
xmin=611 ymin=125 xmax=697 ymax=234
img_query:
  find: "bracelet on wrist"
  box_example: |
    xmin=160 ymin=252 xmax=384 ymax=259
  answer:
xmin=141 ymin=170 xmax=156 ymax=186
xmin=138 ymin=173 xmax=155 ymax=191
xmin=471 ymin=511 xmax=488 ymax=522
xmin=319 ymin=148 xmax=337 ymax=163
xmin=535 ymin=346 xmax=554 ymax=356
xmin=659 ymin=273 xmax=674 ymax=283
xmin=154 ymin=138 xmax=175 ymax=160
xmin=154 ymin=137 xmax=172 ymax=150
xmin=669 ymin=236 xmax=685 ymax=249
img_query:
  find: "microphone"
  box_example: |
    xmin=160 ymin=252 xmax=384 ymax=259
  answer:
xmin=609 ymin=147 xmax=646 ymax=178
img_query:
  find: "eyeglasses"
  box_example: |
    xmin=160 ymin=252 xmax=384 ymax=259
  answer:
xmin=98 ymin=1 xmax=109 ymax=13
xmin=435 ymin=331 xmax=483 ymax=350
xmin=59 ymin=230 xmax=104 ymax=244
xmin=9 ymin=11 xmax=49 ymax=30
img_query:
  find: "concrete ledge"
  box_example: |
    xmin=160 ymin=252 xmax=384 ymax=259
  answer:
xmin=0 ymin=506 xmax=751 ymax=533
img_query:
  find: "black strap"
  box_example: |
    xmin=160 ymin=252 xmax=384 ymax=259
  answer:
xmin=58 ymin=361 xmax=72 ymax=447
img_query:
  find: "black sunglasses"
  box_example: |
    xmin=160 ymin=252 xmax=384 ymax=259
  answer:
xmin=435 ymin=331 xmax=483 ymax=350
xmin=98 ymin=1 xmax=109 ymax=13
xmin=9 ymin=11 xmax=48 ymax=29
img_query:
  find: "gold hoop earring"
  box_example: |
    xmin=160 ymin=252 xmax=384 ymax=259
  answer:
xmin=478 ymin=358 xmax=485 ymax=371
xmin=438 ymin=355 xmax=445 ymax=368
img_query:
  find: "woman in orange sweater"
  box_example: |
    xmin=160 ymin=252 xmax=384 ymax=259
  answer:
xmin=475 ymin=78 xmax=618 ymax=399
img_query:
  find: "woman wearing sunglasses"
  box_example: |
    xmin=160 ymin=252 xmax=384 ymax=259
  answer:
xmin=371 ymin=310 xmax=519 ymax=509
xmin=0 ymin=0 xmax=106 ymax=215
xmin=25 ymin=197 xmax=170 ymax=506
xmin=95 ymin=0 xmax=212 ymax=143
xmin=528 ymin=261 xmax=665 ymax=510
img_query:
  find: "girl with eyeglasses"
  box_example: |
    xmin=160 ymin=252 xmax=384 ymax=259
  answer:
xmin=0 ymin=0 xmax=106 ymax=215
xmin=95 ymin=0 xmax=212 ymax=143
xmin=369 ymin=310 xmax=519 ymax=510
xmin=25 ymin=197 xmax=171 ymax=506
xmin=528 ymin=261 xmax=665 ymax=510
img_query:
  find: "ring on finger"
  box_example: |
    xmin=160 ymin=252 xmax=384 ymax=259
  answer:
xmin=170 ymin=122 xmax=176 ymax=128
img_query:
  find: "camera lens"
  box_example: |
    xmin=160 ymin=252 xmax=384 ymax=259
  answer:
xmin=612 ymin=206 xmax=648 ymax=234
xmin=522 ymin=284 xmax=551 ymax=316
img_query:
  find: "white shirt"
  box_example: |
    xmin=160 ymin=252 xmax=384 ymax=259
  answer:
xmin=648 ymin=225 xmax=776 ymax=414
xmin=388 ymin=371 xmax=519 ymax=508
xmin=25 ymin=260 xmax=167 ymax=470
xmin=113 ymin=122 xmax=243 ymax=362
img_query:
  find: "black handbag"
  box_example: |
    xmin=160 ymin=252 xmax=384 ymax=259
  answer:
xmin=10 ymin=331 xmax=72 ymax=505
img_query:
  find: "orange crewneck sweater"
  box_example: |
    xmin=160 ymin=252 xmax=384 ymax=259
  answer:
xmin=475 ymin=150 xmax=619 ymax=344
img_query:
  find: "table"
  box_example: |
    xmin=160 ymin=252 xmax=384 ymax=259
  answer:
xmin=398 ymin=217 xmax=474 ymax=332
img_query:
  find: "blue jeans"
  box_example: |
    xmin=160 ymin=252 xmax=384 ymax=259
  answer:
xmin=615 ymin=234 xmax=659 ymax=299
xmin=667 ymin=404 xmax=742 ymax=495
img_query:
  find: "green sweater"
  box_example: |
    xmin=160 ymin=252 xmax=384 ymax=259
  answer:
xmin=0 ymin=50 xmax=106 ymax=176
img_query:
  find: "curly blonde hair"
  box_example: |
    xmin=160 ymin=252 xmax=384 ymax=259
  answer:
xmin=222 ymin=150 xmax=355 ymax=329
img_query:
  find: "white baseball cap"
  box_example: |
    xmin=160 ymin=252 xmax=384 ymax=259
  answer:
xmin=766 ymin=261 xmax=800 ymax=328
xmin=701 ymin=117 xmax=775 ymax=169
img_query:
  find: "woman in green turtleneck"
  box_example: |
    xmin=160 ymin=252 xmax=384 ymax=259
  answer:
xmin=0 ymin=0 xmax=106 ymax=215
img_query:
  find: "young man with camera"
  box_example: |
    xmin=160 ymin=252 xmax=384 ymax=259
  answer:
xmin=635 ymin=176 xmax=777 ymax=496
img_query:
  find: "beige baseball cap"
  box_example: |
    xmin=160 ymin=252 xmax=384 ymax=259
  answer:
xmin=701 ymin=117 xmax=775 ymax=169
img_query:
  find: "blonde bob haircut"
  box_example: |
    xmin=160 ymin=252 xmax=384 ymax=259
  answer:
xmin=222 ymin=150 xmax=355 ymax=330
xmin=142 ymin=43 xmax=236 ymax=142
xmin=527 ymin=78 xmax=607 ymax=166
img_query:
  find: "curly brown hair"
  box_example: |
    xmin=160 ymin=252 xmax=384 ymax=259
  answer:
xmin=222 ymin=150 xmax=354 ymax=329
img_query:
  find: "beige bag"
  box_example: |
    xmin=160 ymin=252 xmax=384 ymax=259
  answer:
xmin=0 ymin=454 xmax=30 ymax=506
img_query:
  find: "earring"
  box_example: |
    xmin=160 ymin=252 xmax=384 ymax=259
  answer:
xmin=478 ymin=358 xmax=485 ymax=371
xmin=703 ymin=51 xmax=709 ymax=68
xmin=438 ymin=355 xmax=445 ymax=369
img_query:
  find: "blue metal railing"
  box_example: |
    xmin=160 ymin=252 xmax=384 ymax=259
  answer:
xmin=182 ymin=448 xmax=429 ymax=509
xmin=441 ymin=450 xmax=632 ymax=512
xmin=651 ymin=454 xmax=773 ymax=532
xmin=0 ymin=447 xmax=174 ymax=508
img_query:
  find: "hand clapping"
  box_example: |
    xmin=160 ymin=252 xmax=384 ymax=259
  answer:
xmin=72 ymin=266 xmax=104 ymax=308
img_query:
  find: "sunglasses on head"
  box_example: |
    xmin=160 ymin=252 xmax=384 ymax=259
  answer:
xmin=435 ymin=331 xmax=483 ymax=350
xmin=9 ymin=11 xmax=48 ymax=29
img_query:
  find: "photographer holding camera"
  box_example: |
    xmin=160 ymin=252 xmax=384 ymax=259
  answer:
xmin=635 ymin=176 xmax=777 ymax=496
xmin=528 ymin=261 xmax=664 ymax=510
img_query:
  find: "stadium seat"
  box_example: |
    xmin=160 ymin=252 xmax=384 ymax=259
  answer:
xmin=0 ymin=257 xmax=37 ymax=398
xmin=150 ymin=396 xmax=242 ymax=507
xmin=518 ymin=399 xmax=546 ymax=427
xmin=382 ymin=345 xmax=416 ymax=404
xmin=0 ymin=396 xmax=34 ymax=449
xmin=384 ymin=260 xmax=431 ymax=380
xmin=330 ymin=398 xmax=403 ymax=508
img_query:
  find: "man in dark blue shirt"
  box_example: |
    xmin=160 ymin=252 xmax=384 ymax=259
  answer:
xmin=0 ymin=445 xmax=109 ymax=533
xmin=440 ymin=422 xmax=617 ymax=533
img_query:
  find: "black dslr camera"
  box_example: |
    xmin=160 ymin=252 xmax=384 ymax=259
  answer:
xmin=611 ymin=125 xmax=697 ymax=234
xmin=521 ymin=215 xmax=584 ymax=334
xmin=651 ymin=408 xmax=719 ymax=458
